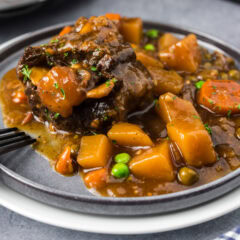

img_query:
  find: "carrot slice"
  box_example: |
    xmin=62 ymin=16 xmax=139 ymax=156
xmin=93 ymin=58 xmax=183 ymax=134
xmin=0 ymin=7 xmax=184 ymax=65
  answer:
xmin=198 ymin=79 xmax=240 ymax=115
xmin=55 ymin=146 xmax=74 ymax=175
xmin=84 ymin=168 xmax=108 ymax=189
xmin=105 ymin=13 xmax=121 ymax=20
xmin=59 ymin=26 xmax=72 ymax=36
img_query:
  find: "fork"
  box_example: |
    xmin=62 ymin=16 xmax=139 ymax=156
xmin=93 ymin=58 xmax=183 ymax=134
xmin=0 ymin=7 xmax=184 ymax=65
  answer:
xmin=0 ymin=128 xmax=36 ymax=156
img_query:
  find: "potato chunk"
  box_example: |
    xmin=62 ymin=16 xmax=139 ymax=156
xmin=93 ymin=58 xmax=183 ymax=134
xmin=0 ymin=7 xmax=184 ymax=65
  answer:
xmin=77 ymin=135 xmax=112 ymax=169
xmin=120 ymin=17 xmax=142 ymax=44
xmin=158 ymin=33 xmax=178 ymax=51
xmin=129 ymin=140 xmax=175 ymax=181
xmin=157 ymin=93 xmax=216 ymax=167
xmin=147 ymin=66 xmax=183 ymax=95
xmin=159 ymin=34 xmax=201 ymax=73
xmin=107 ymin=122 xmax=153 ymax=146
xmin=136 ymin=51 xmax=163 ymax=68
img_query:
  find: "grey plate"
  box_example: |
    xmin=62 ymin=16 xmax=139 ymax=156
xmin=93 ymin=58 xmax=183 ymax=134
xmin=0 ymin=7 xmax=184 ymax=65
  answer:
xmin=0 ymin=21 xmax=240 ymax=216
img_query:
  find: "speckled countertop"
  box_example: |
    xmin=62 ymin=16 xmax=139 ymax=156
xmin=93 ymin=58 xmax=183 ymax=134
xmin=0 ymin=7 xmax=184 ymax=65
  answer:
xmin=0 ymin=0 xmax=240 ymax=239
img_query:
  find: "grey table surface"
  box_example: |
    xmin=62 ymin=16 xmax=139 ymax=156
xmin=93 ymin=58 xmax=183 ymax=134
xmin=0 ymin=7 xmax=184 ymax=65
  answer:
xmin=0 ymin=0 xmax=240 ymax=239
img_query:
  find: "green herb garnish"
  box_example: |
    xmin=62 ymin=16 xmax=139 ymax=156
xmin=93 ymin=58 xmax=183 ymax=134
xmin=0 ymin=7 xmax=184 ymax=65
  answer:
xmin=103 ymin=115 xmax=108 ymax=121
xmin=21 ymin=65 xmax=32 ymax=83
xmin=54 ymin=82 xmax=59 ymax=89
xmin=90 ymin=131 xmax=97 ymax=135
xmin=195 ymin=80 xmax=205 ymax=89
xmin=204 ymin=124 xmax=212 ymax=135
xmin=146 ymin=29 xmax=159 ymax=39
xmin=105 ymin=80 xmax=111 ymax=87
xmin=54 ymin=113 xmax=60 ymax=119
xmin=227 ymin=110 xmax=232 ymax=117
xmin=64 ymin=52 xmax=69 ymax=57
xmin=193 ymin=115 xmax=200 ymax=119
xmin=112 ymin=78 xmax=117 ymax=83
xmin=60 ymin=88 xmax=66 ymax=99
xmin=144 ymin=43 xmax=155 ymax=51
xmin=71 ymin=59 xmax=78 ymax=64
xmin=238 ymin=104 xmax=240 ymax=109
xmin=91 ymin=66 xmax=97 ymax=71
xmin=50 ymin=39 xmax=59 ymax=43
xmin=208 ymin=99 xmax=214 ymax=104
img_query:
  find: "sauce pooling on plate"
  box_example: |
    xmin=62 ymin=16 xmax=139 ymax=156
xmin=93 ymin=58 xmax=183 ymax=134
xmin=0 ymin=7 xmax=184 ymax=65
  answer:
xmin=0 ymin=14 xmax=240 ymax=197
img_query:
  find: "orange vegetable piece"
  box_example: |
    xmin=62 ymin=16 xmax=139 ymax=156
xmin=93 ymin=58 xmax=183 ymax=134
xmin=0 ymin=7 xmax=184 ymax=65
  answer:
xmin=157 ymin=93 xmax=216 ymax=167
xmin=105 ymin=13 xmax=121 ymax=21
xmin=77 ymin=135 xmax=112 ymax=169
xmin=37 ymin=67 xmax=86 ymax=117
xmin=107 ymin=122 xmax=153 ymax=147
xmin=129 ymin=140 xmax=175 ymax=181
xmin=136 ymin=51 xmax=163 ymax=68
xmin=84 ymin=168 xmax=108 ymax=189
xmin=87 ymin=79 xmax=115 ymax=99
xmin=21 ymin=112 xmax=33 ymax=125
xmin=158 ymin=33 xmax=178 ymax=51
xmin=159 ymin=34 xmax=201 ymax=73
xmin=197 ymin=79 xmax=240 ymax=115
xmin=55 ymin=146 xmax=74 ymax=175
xmin=59 ymin=26 xmax=72 ymax=36
xmin=30 ymin=67 xmax=49 ymax=85
xmin=12 ymin=90 xmax=27 ymax=104
xmin=120 ymin=17 xmax=142 ymax=44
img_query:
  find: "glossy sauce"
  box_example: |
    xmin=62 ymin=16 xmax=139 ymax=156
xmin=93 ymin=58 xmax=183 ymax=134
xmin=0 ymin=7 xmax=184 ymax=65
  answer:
xmin=1 ymin=68 xmax=239 ymax=197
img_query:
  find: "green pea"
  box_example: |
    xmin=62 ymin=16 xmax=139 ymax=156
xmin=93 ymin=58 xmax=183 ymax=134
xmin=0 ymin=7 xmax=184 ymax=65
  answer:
xmin=146 ymin=29 xmax=159 ymax=39
xmin=144 ymin=44 xmax=155 ymax=51
xmin=178 ymin=167 xmax=199 ymax=186
xmin=114 ymin=153 xmax=131 ymax=164
xmin=111 ymin=163 xmax=129 ymax=179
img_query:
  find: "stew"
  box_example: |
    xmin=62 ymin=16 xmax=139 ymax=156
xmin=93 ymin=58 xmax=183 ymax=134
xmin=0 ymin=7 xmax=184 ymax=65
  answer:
xmin=0 ymin=14 xmax=240 ymax=197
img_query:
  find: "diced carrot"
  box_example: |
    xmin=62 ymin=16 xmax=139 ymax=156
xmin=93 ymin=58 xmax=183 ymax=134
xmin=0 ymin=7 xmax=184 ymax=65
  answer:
xmin=12 ymin=90 xmax=27 ymax=104
xmin=55 ymin=146 xmax=74 ymax=175
xmin=59 ymin=26 xmax=72 ymax=36
xmin=21 ymin=112 xmax=33 ymax=125
xmin=197 ymin=79 xmax=240 ymax=115
xmin=84 ymin=168 xmax=108 ymax=189
xmin=105 ymin=13 xmax=121 ymax=21
xmin=86 ymin=79 xmax=115 ymax=99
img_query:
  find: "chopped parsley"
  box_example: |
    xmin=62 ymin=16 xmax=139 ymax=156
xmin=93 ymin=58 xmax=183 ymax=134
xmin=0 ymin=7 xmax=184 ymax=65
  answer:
xmin=71 ymin=59 xmax=78 ymax=64
xmin=54 ymin=113 xmax=60 ymax=119
xmin=227 ymin=110 xmax=232 ymax=118
xmin=64 ymin=52 xmax=69 ymax=57
xmin=105 ymin=80 xmax=111 ymax=87
xmin=60 ymin=88 xmax=66 ymax=99
xmin=212 ymin=85 xmax=217 ymax=89
xmin=204 ymin=124 xmax=212 ymax=135
xmin=103 ymin=115 xmax=108 ymax=121
xmin=21 ymin=65 xmax=32 ymax=83
xmin=195 ymin=80 xmax=205 ymax=89
xmin=238 ymin=104 xmax=240 ymax=109
xmin=50 ymin=39 xmax=59 ymax=43
xmin=193 ymin=115 xmax=200 ymax=119
xmin=208 ymin=99 xmax=214 ymax=104
xmin=144 ymin=43 xmax=155 ymax=51
xmin=112 ymin=78 xmax=117 ymax=83
xmin=172 ymin=96 xmax=177 ymax=100
xmin=54 ymin=82 xmax=59 ymax=89
xmin=91 ymin=66 xmax=97 ymax=71
xmin=146 ymin=29 xmax=159 ymax=39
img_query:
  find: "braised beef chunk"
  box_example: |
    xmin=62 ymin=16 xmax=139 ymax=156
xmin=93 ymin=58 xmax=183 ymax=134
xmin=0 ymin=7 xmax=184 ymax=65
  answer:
xmin=17 ymin=16 xmax=153 ymax=133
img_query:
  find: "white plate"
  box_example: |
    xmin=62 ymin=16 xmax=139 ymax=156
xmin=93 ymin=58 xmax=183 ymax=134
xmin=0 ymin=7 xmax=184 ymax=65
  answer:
xmin=0 ymin=180 xmax=240 ymax=234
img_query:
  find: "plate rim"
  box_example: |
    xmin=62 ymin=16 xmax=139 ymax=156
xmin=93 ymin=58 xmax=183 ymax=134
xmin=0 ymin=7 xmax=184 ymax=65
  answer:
xmin=0 ymin=180 xmax=240 ymax=234
xmin=0 ymin=20 xmax=240 ymax=205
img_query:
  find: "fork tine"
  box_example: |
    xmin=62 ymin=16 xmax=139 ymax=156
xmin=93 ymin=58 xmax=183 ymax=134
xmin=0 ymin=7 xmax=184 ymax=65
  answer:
xmin=0 ymin=135 xmax=31 ymax=147
xmin=0 ymin=138 xmax=36 ymax=156
xmin=0 ymin=128 xmax=18 ymax=134
xmin=0 ymin=132 xmax=25 ymax=141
